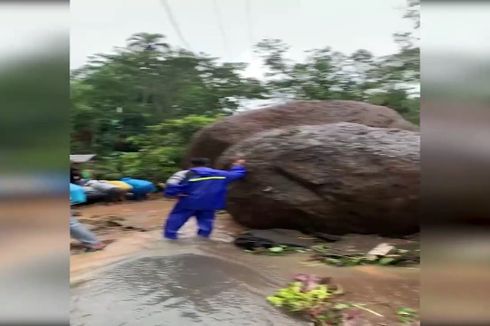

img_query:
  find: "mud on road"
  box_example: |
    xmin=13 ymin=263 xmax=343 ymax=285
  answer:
xmin=71 ymin=198 xmax=419 ymax=325
xmin=71 ymin=198 xmax=245 ymax=253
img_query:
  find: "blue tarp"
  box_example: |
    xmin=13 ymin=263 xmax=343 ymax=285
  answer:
xmin=120 ymin=177 xmax=156 ymax=196
xmin=70 ymin=183 xmax=86 ymax=205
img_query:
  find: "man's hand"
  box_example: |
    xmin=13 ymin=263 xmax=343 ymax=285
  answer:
xmin=233 ymin=159 xmax=246 ymax=166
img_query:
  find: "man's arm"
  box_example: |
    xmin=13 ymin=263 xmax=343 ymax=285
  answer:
xmin=164 ymin=170 xmax=188 ymax=197
xmin=219 ymin=159 xmax=247 ymax=182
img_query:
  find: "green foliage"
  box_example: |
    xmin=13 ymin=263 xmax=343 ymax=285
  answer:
xmin=311 ymin=244 xmax=330 ymax=254
xmin=255 ymin=40 xmax=419 ymax=123
xmin=124 ymin=115 xmax=218 ymax=182
xmin=92 ymin=115 xmax=218 ymax=183
xmin=254 ymin=0 xmax=420 ymax=123
xmin=367 ymin=90 xmax=419 ymax=125
xmin=132 ymin=115 xmax=219 ymax=148
xmin=266 ymin=277 xmax=373 ymax=325
xmin=397 ymin=307 xmax=418 ymax=324
xmin=71 ymin=33 xmax=265 ymax=155
xmin=268 ymin=246 xmax=285 ymax=253
xmin=267 ymin=282 xmax=332 ymax=312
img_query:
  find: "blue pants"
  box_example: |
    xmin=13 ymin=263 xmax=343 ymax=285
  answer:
xmin=163 ymin=206 xmax=215 ymax=239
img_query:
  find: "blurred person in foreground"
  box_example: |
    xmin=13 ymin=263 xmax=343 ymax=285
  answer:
xmin=70 ymin=183 xmax=106 ymax=251
xmin=163 ymin=157 xmax=246 ymax=240
xmin=70 ymin=164 xmax=83 ymax=184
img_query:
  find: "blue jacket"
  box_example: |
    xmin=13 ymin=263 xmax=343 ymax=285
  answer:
xmin=164 ymin=165 xmax=246 ymax=210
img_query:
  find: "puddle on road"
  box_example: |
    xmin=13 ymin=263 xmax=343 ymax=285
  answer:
xmin=71 ymin=238 xmax=418 ymax=326
xmin=71 ymin=253 xmax=307 ymax=326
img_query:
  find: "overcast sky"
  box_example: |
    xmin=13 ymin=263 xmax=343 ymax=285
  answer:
xmin=1 ymin=1 xmax=489 ymax=77
xmin=71 ymin=0 xmax=415 ymax=78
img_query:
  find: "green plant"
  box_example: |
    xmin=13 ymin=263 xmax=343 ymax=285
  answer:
xmin=311 ymin=244 xmax=330 ymax=253
xmin=267 ymin=282 xmax=332 ymax=311
xmin=397 ymin=307 xmax=418 ymax=324
xmin=267 ymin=281 xmax=346 ymax=325
xmin=266 ymin=274 xmax=374 ymax=325
xmin=268 ymin=246 xmax=285 ymax=253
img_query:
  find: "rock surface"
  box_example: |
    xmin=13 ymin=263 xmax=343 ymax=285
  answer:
xmin=186 ymin=100 xmax=417 ymax=165
xmin=218 ymin=123 xmax=420 ymax=236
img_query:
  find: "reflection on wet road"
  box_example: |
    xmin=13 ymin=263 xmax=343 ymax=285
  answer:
xmin=71 ymin=253 xmax=306 ymax=326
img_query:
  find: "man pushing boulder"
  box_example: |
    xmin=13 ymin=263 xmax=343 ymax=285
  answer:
xmin=162 ymin=157 xmax=246 ymax=240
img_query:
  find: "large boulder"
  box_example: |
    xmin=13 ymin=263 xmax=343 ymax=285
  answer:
xmin=186 ymin=100 xmax=417 ymax=165
xmin=218 ymin=123 xmax=420 ymax=236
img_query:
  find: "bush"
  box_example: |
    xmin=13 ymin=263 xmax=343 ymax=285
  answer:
xmin=91 ymin=115 xmax=219 ymax=183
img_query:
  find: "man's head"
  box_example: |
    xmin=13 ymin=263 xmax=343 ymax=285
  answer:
xmin=190 ymin=157 xmax=210 ymax=167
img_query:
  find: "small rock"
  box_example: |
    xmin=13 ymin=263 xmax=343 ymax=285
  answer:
xmin=366 ymin=243 xmax=396 ymax=260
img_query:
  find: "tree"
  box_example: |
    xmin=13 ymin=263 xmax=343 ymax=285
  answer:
xmin=93 ymin=115 xmax=219 ymax=182
xmin=253 ymin=0 xmax=419 ymax=124
xmin=71 ymin=1 xmax=420 ymax=182
xmin=71 ymin=33 xmax=267 ymax=156
xmin=127 ymin=32 xmax=170 ymax=52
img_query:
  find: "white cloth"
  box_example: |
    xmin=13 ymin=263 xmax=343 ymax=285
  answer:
xmin=85 ymin=180 xmax=117 ymax=191
xmin=165 ymin=170 xmax=189 ymax=185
